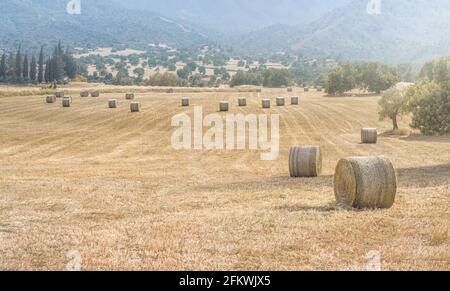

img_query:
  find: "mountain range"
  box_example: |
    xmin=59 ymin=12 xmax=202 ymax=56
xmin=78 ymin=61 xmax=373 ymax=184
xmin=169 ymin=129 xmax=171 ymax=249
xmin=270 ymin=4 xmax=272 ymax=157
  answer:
xmin=1 ymin=0 xmax=450 ymax=64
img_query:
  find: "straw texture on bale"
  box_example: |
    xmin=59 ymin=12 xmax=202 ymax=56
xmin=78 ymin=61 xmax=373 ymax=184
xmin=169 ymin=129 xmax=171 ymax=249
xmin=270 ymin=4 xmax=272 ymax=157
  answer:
xmin=108 ymin=99 xmax=118 ymax=108
xmin=90 ymin=90 xmax=100 ymax=97
xmin=289 ymin=146 xmax=322 ymax=177
xmin=46 ymin=95 xmax=56 ymax=103
xmin=361 ymin=128 xmax=378 ymax=144
xmin=125 ymin=93 xmax=135 ymax=100
xmin=238 ymin=98 xmax=247 ymax=107
xmin=262 ymin=99 xmax=271 ymax=109
xmin=276 ymin=97 xmax=285 ymax=106
xmin=181 ymin=98 xmax=190 ymax=107
xmin=219 ymin=101 xmax=229 ymax=112
xmin=62 ymin=97 xmax=71 ymax=107
xmin=291 ymin=96 xmax=299 ymax=105
xmin=55 ymin=91 xmax=64 ymax=98
xmin=334 ymin=156 xmax=397 ymax=209
xmin=130 ymin=102 xmax=140 ymax=112
xmin=80 ymin=90 xmax=89 ymax=97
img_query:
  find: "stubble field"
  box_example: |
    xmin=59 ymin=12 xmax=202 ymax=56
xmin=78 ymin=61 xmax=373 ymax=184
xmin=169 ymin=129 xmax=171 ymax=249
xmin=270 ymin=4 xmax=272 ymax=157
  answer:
xmin=0 ymin=86 xmax=448 ymax=270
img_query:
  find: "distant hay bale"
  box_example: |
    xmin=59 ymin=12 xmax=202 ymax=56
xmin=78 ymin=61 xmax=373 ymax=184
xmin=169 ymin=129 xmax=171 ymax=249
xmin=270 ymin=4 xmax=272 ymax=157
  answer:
xmin=181 ymin=97 xmax=190 ymax=107
xmin=62 ymin=97 xmax=71 ymax=107
xmin=262 ymin=99 xmax=271 ymax=109
xmin=130 ymin=102 xmax=140 ymax=112
xmin=276 ymin=97 xmax=285 ymax=106
xmin=334 ymin=156 xmax=397 ymax=209
xmin=55 ymin=91 xmax=64 ymax=98
xmin=304 ymin=87 xmax=310 ymax=92
xmin=125 ymin=92 xmax=135 ymax=100
xmin=291 ymin=96 xmax=299 ymax=105
xmin=256 ymin=88 xmax=262 ymax=93
xmin=80 ymin=90 xmax=89 ymax=97
xmin=361 ymin=128 xmax=378 ymax=144
xmin=287 ymin=87 xmax=293 ymax=92
xmin=90 ymin=90 xmax=100 ymax=97
xmin=219 ymin=101 xmax=229 ymax=112
xmin=108 ymin=99 xmax=118 ymax=108
xmin=166 ymin=88 xmax=174 ymax=94
xmin=238 ymin=97 xmax=247 ymax=107
xmin=46 ymin=95 xmax=56 ymax=103
xmin=289 ymin=146 xmax=322 ymax=178
xmin=317 ymin=86 xmax=323 ymax=92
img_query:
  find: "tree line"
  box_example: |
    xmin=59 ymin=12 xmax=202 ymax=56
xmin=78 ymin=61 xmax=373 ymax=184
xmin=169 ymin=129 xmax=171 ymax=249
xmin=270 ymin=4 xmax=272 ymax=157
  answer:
xmin=0 ymin=42 xmax=78 ymax=86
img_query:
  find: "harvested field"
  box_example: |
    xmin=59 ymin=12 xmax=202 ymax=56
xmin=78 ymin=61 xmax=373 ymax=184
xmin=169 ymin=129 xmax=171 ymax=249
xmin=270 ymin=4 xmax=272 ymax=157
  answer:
xmin=0 ymin=87 xmax=448 ymax=270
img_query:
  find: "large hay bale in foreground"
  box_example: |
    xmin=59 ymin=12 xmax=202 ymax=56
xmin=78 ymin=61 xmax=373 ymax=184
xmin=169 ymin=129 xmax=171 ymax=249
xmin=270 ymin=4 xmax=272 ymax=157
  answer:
xmin=289 ymin=146 xmax=322 ymax=177
xmin=181 ymin=97 xmax=190 ymax=107
xmin=125 ymin=93 xmax=135 ymax=100
xmin=108 ymin=99 xmax=118 ymax=108
xmin=130 ymin=102 xmax=140 ymax=112
xmin=80 ymin=90 xmax=89 ymax=97
xmin=334 ymin=156 xmax=397 ymax=209
xmin=219 ymin=101 xmax=229 ymax=112
xmin=55 ymin=91 xmax=64 ymax=98
xmin=262 ymin=99 xmax=271 ymax=109
xmin=291 ymin=96 xmax=299 ymax=105
xmin=361 ymin=128 xmax=378 ymax=144
xmin=238 ymin=97 xmax=247 ymax=107
xmin=46 ymin=95 xmax=56 ymax=103
xmin=62 ymin=97 xmax=71 ymax=107
xmin=90 ymin=90 xmax=100 ymax=97
xmin=276 ymin=97 xmax=285 ymax=106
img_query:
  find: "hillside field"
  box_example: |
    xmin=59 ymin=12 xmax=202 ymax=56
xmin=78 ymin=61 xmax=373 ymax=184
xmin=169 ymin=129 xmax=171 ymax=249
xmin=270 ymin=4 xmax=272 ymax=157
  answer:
xmin=0 ymin=86 xmax=448 ymax=270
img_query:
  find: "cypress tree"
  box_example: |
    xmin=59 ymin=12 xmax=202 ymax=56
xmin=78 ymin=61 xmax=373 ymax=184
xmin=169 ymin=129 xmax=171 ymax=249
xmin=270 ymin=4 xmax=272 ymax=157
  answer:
xmin=15 ymin=45 xmax=22 ymax=79
xmin=44 ymin=59 xmax=50 ymax=83
xmin=22 ymin=55 xmax=29 ymax=80
xmin=0 ymin=53 xmax=6 ymax=79
xmin=30 ymin=55 xmax=37 ymax=81
xmin=7 ymin=53 xmax=14 ymax=78
xmin=38 ymin=46 xmax=44 ymax=83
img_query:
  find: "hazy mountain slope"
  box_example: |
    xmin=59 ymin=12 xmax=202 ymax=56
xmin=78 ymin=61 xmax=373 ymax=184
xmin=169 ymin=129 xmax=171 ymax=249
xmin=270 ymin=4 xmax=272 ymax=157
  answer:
xmin=113 ymin=0 xmax=352 ymax=33
xmin=0 ymin=0 xmax=207 ymax=52
xmin=237 ymin=0 xmax=450 ymax=63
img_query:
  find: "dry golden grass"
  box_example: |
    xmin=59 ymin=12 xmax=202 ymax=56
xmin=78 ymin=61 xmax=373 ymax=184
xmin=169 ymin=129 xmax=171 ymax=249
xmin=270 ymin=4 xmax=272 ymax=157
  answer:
xmin=0 ymin=86 xmax=448 ymax=271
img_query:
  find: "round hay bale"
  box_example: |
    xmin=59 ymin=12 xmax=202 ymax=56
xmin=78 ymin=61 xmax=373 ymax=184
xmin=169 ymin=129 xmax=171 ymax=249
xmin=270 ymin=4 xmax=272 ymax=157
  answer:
xmin=317 ymin=86 xmax=323 ymax=92
xmin=55 ymin=91 xmax=64 ymax=98
xmin=238 ymin=97 xmax=247 ymax=107
xmin=291 ymin=96 xmax=299 ymax=105
xmin=166 ymin=88 xmax=174 ymax=94
xmin=219 ymin=101 xmax=229 ymax=112
xmin=304 ymin=87 xmax=310 ymax=92
xmin=80 ymin=90 xmax=89 ymax=97
xmin=276 ymin=97 xmax=285 ymax=106
xmin=289 ymin=146 xmax=322 ymax=177
xmin=90 ymin=90 xmax=100 ymax=97
xmin=46 ymin=95 xmax=56 ymax=103
xmin=361 ymin=128 xmax=378 ymax=144
xmin=334 ymin=156 xmax=397 ymax=209
xmin=287 ymin=87 xmax=293 ymax=92
xmin=62 ymin=97 xmax=71 ymax=107
xmin=130 ymin=102 xmax=140 ymax=112
xmin=108 ymin=99 xmax=118 ymax=108
xmin=181 ymin=97 xmax=190 ymax=107
xmin=256 ymin=88 xmax=262 ymax=93
xmin=125 ymin=92 xmax=135 ymax=100
xmin=262 ymin=99 xmax=271 ymax=109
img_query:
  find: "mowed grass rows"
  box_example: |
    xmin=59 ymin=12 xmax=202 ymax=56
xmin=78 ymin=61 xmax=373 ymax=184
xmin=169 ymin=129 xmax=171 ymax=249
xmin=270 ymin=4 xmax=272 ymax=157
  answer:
xmin=0 ymin=87 xmax=448 ymax=270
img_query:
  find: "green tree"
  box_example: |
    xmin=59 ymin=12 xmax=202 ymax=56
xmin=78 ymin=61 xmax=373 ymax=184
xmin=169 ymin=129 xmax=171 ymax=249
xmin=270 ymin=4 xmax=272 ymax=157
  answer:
xmin=356 ymin=62 xmax=399 ymax=94
xmin=263 ymin=69 xmax=292 ymax=88
xmin=0 ymin=53 xmax=6 ymax=79
xmin=22 ymin=55 xmax=29 ymax=80
xmin=15 ymin=45 xmax=22 ymax=79
xmin=378 ymin=83 xmax=411 ymax=130
xmin=38 ymin=47 xmax=45 ymax=83
xmin=29 ymin=55 xmax=37 ymax=81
